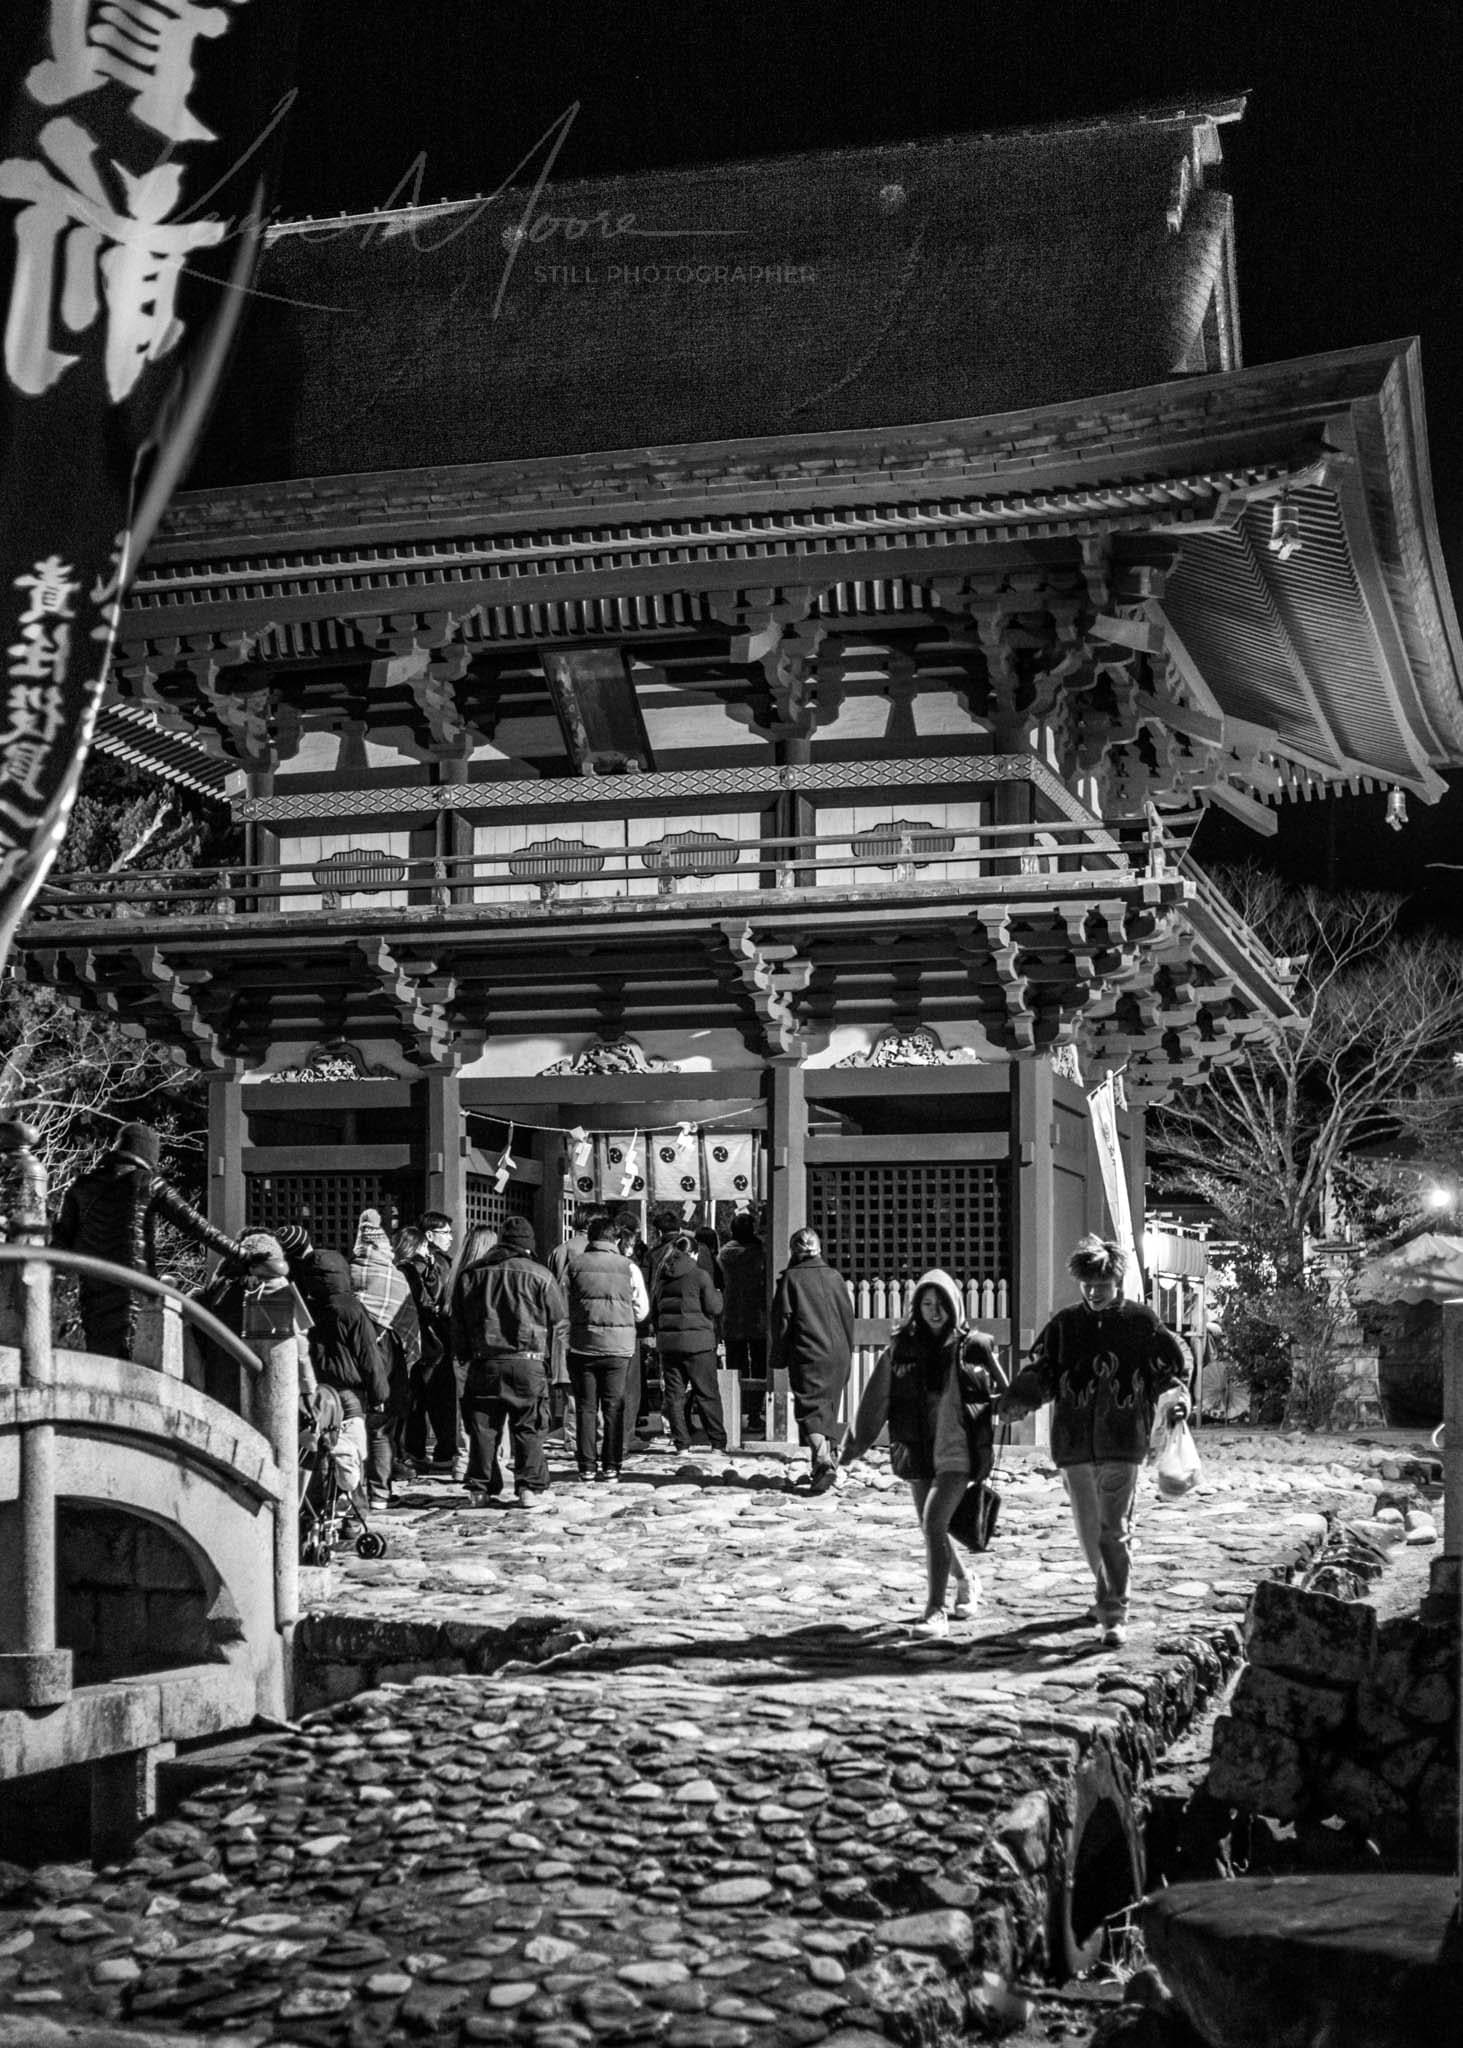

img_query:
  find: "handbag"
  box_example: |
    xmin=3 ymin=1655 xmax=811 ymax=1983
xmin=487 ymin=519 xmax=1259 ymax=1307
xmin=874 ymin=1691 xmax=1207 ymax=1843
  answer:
xmin=949 ymin=1477 xmax=1001 ymax=1551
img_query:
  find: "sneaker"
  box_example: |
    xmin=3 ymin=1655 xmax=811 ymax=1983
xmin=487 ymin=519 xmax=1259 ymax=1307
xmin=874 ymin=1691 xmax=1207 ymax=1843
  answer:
xmin=809 ymin=1463 xmax=837 ymax=1496
xmin=951 ymin=1582 xmax=978 ymax=1620
xmin=366 ymin=1489 xmax=391 ymax=1513
xmin=595 ymin=1470 xmax=620 ymax=1483
xmin=912 ymin=1611 xmax=949 ymax=1639
xmin=574 ymin=1469 xmax=596 ymax=1483
xmin=516 ymin=1491 xmax=551 ymax=1512
xmin=1101 ymin=1624 xmax=1128 ymax=1649
xmin=451 ymin=1457 xmax=469 ymax=1483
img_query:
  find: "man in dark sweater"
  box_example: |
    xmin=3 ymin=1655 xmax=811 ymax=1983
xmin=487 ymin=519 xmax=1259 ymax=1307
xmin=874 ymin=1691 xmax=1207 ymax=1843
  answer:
xmin=1001 ymin=1234 xmax=1190 ymax=1648
xmin=769 ymin=1227 xmax=855 ymax=1492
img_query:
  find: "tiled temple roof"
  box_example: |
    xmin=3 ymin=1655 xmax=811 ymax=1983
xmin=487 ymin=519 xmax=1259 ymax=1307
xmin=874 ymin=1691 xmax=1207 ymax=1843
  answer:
xmin=192 ymin=100 xmax=1243 ymax=486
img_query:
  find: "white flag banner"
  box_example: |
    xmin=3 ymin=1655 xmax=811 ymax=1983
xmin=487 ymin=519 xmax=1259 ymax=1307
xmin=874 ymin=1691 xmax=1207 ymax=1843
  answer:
xmin=1087 ymin=1075 xmax=1145 ymax=1300
xmin=598 ymin=1132 xmax=646 ymax=1202
xmin=651 ymin=1123 xmax=702 ymax=1202
xmin=704 ymin=1131 xmax=755 ymax=1203
xmin=566 ymin=1125 xmax=595 ymax=1199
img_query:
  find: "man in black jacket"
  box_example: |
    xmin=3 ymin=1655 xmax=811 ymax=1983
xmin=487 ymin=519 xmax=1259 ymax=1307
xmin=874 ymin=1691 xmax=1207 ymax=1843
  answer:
xmin=769 ymin=1227 xmax=855 ymax=1492
xmin=51 ymin=1122 xmax=247 ymax=1362
xmin=450 ymin=1216 xmax=566 ymax=1509
xmin=1000 ymin=1234 xmax=1190 ymax=1648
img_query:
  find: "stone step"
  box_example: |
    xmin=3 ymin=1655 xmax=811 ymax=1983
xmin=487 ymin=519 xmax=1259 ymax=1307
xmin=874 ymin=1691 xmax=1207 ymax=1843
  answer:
xmin=1143 ymin=1872 xmax=1457 ymax=2048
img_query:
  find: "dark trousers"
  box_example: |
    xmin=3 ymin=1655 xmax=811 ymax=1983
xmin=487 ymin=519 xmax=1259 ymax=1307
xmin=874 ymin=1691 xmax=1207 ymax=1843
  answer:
xmin=625 ymin=1339 xmax=644 ymax=1436
xmin=568 ymin=1350 xmax=630 ymax=1474
xmin=661 ymin=1348 xmax=727 ymax=1452
xmin=726 ymin=1333 xmax=768 ymax=1429
xmin=462 ymin=1353 xmax=550 ymax=1495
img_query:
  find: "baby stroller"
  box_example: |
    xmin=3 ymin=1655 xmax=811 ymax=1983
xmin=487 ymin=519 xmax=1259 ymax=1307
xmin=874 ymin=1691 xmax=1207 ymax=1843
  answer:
xmin=299 ymin=1384 xmax=387 ymax=1562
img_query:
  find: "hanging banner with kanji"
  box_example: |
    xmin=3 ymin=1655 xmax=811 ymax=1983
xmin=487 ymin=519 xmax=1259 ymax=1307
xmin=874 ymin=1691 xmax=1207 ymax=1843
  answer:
xmin=650 ymin=1124 xmax=702 ymax=1203
xmin=0 ymin=2 xmax=300 ymax=966
xmin=703 ymin=1131 xmax=755 ymax=1204
xmin=597 ymin=1132 xmax=646 ymax=1203
xmin=1087 ymin=1072 xmax=1145 ymax=1301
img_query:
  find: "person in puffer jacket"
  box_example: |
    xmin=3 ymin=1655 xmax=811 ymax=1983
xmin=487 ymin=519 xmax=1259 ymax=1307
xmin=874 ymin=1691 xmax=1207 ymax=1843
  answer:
xmin=350 ymin=1207 xmax=421 ymax=1497
xmin=841 ymin=1269 xmax=1001 ymax=1638
xmin=650 ymin=1233 xmax=727 ymax=1456
xmin=563 ymin=1213 xmax=649 ymax=1481
xmin=450 ymin=1216 xmax=566 ymax=1508
xmin=276 ymin=1224 xmax=390 ymax=1506
xmin=1000 ymin=1234 xmax=1190 ymax=1649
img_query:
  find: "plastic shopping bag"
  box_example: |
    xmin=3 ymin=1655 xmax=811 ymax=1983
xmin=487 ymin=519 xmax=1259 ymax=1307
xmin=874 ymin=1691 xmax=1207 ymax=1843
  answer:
xmin=1154 ymin=1414 xmax=1202 ymax=1499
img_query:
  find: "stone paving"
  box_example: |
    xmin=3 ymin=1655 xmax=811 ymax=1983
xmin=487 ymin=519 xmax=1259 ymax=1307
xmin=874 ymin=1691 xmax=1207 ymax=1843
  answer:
xmin=0 ymin=1429 xmax=1439 ymax=2048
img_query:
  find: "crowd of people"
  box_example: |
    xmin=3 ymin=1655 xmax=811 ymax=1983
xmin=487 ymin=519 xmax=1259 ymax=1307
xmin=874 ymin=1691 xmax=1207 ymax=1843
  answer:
xmin=49 ymin=1123 xmax=1193 ymax=1644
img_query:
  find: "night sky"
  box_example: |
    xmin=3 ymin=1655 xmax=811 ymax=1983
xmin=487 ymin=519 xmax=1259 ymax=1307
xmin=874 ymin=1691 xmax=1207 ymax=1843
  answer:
xmin=270 ymin=0 xmax=1463 ymax=922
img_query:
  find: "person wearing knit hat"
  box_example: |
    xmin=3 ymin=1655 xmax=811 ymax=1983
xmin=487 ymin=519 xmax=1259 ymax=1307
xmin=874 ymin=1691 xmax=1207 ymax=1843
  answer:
xmin=840 ymin=1270 xmax=1003 ymax=1638
xmin=449 ymin=1212 xmax=566 ymax=1509
xmin=51 ymin=1121 xmax=249 ymax=1364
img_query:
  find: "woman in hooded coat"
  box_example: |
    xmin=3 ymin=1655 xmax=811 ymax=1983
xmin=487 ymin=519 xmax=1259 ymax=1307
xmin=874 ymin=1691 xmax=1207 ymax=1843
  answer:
xmin=840 ymin=1269 xmax=1002 ymax=1638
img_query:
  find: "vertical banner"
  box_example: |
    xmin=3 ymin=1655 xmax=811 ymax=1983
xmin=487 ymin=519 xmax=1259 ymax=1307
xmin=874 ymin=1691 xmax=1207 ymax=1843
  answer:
xmin=704 ymin=1130 xmax=755 ymax=1205
xmin=1087 ymin=1072 xmax=1145 ymax=1300
xmin=565 ymin=1124 xmax=595 ymax=1200
xmin=650 ymin=1123 xmax=701 ymax=1204
xmin=0 ymin=2 xmax=300 ymax=966
xmin=598 ymin=1132 xmax=645 ymax=1204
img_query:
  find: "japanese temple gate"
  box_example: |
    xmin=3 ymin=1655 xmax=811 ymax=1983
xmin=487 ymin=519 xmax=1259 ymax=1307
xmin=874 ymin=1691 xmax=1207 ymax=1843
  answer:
xmin=21 ymin=101 xmax=1463 ymax=1363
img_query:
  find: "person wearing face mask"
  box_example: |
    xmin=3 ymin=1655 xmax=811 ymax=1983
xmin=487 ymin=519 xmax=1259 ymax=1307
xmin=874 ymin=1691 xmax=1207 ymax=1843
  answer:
xmin=838 ymin=1270 xmax=1001 ymax=1638
xmin=999 ymin=1234 xmax=1190 ymax=1648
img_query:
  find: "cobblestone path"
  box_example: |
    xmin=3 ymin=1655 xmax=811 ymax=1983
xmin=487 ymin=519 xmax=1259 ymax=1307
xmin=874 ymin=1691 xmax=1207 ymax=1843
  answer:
xmin=0 ymin=1431 xmax=1430 ymax=2048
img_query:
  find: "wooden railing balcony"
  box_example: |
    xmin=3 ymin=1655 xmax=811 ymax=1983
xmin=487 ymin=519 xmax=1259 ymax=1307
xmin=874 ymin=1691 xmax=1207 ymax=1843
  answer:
xmin=33 ymin=809 xmax=1204 ymax=926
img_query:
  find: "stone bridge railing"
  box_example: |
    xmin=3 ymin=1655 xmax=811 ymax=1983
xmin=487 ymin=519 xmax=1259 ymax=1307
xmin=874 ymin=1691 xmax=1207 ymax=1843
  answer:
xmin=0 ymin=1241 xmax=299 ymax=1715
xmin=0 ymin=1121 xmax=305 ymax=1847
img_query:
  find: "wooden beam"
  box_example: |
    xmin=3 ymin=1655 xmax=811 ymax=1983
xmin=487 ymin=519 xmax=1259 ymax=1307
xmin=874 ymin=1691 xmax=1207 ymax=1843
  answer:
xmin=1204 ymin=779 xmax=1280 ymax=836
xmin=806 ymin=1133 xmax=1008 ymax=1164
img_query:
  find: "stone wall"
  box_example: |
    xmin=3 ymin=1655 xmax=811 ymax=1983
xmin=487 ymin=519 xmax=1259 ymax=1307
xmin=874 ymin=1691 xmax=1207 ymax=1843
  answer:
xmin=1206 ymin=1557 xmax=1458 ymax=1854
xmin=55 ymin=1505 xmax=227 ymax=1684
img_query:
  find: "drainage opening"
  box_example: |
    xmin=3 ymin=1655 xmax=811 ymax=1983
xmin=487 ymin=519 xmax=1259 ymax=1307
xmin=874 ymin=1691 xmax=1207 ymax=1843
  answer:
xmin=1059 ymin=1751 xmax=1145 ymax=1977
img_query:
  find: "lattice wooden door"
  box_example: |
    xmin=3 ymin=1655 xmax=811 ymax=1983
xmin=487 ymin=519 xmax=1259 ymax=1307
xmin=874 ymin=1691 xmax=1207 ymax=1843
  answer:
xmin=245 ymin=1171 xmax=415 ymax=1252
xmin=464 ymin=1174 xmax=539 ymax=1235
xmin=806 ymin=1162 xmax=1010 ymax=1287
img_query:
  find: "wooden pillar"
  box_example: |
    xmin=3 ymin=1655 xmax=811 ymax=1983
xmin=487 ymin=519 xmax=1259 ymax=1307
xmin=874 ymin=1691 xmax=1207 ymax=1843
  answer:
xmin=1125 ymin=1097 xmax=1148 ymax=1285
xmin=766 ymin=1059 xmax=806 ymax=1283
xmin=207 ymin=1078 xmax=246 ymax=1238
xmin=1012 ymin=1056 xmax=1055 ymax=1448
xmin=424 ymin=1071 xmax=464 ymax=1223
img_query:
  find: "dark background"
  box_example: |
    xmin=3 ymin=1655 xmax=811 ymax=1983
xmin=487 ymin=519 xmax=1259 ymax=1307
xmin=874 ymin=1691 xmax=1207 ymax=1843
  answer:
xmin=268 ymin=0 xmax=1463 ymax=923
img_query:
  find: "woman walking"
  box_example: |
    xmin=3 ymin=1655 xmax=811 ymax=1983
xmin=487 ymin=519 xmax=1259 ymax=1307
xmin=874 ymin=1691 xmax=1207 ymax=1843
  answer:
xmin=840 ymin=1269 xmax=1001 ymax=1637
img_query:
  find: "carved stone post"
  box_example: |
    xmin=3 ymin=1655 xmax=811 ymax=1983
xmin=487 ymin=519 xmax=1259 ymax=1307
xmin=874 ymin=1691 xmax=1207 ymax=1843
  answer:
xmin=0 ymin=1120 xmax=72 ymax=1708
xmin=242 ymin=1281 xmax=303 ymax=1711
